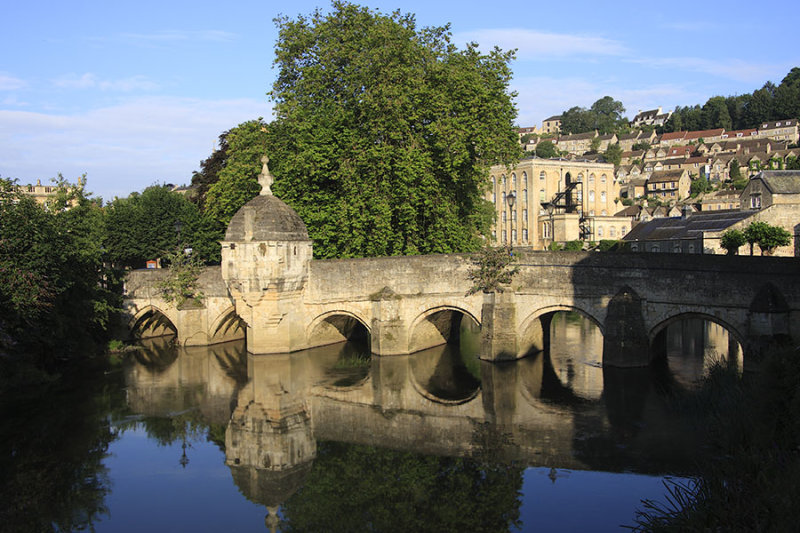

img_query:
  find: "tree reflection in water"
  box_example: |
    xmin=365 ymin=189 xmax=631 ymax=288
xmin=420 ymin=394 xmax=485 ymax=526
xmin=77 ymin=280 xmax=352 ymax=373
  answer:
xmin=279 ymin=441 xmax=523 ymax=533
xmin=0 ymin=367 xmax=125 ymax=532
xmin=0 ymin=309 xmax=733 ymax=532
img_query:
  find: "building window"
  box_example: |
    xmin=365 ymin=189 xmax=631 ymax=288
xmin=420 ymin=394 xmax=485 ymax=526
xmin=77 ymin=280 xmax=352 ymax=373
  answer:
xmin=601 ymin=174 xmax=607 ymax=183
xmin=522 ymin=209 xmax=528 ymax=221
xmin=502 ymin=211 xmax=507 ymax=222
xmin=589 ymin=190 xmax=595 ymax=202
xmin=750 ymin=194 xmax=761 ymax=209
xmin=597 ymin=227 xmax=603 ymax=237
xmin=502 ymin=175 xmax=506 ymax=188
xmin=523 ymin=189 xmax=528 ymax=205
xmin=511 ymin=229 xmax=517 ymax=241
xmin=522 ymin=228 xmax=528 ymax=241
xmin=600 ymin=191 xmax=606 ymax=203
xmin=512 ymin=173 xmax=517 ymax=187
xmin=651 ymin=244 xmax=660 ymax=252
xmin=609 ymin=227 xmax=616 ymax=237
xmin=589 ymin=174 xmax=595 ymax=185
xmin=621 ymin=227 xmax=627 ymax=236
xmin=601 ymin=209 xmax=607 ymax=215
xmin=540 ymin=171 xmax=546 ymax=181
xmin=523 ymin=172 xmax=528 ymax=188
xmin=539 ymin=189 xmax=546 ymax=202
xmin=688 ymin=244 xmax=695 ymax=254
xmin=577 ymin=173 xmax=583 ymax=182
xmin=512 ymin=210 xmax=517 ymax=221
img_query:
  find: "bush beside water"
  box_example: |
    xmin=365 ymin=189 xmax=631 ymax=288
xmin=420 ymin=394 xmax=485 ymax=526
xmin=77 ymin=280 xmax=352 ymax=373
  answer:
xmin=632 ymin=346 xmax=800 ymax=531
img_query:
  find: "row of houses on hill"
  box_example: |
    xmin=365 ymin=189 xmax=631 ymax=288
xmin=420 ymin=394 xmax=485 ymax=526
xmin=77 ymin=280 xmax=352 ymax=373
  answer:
xmin=517 ymin=119 xmax=800 ymax=159
xmin=623 ymin=171 xmax=800 ymax=256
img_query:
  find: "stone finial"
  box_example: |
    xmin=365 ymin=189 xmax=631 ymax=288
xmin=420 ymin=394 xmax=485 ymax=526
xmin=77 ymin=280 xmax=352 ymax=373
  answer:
xmin=259 ymin=156 xmax=273 ymax=196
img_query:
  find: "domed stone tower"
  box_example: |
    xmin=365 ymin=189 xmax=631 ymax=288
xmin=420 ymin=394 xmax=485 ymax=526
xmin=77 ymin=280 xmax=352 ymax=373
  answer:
xmin=221 ymin=157 xmax=313 ymax=353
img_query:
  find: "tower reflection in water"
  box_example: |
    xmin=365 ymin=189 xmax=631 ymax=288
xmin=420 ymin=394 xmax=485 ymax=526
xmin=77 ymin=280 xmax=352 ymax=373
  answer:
xmin=124 ymin=312 xmax=729 ymax=530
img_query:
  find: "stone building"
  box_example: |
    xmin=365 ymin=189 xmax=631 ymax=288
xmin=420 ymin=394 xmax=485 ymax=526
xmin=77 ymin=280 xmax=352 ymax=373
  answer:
xmin=487 ymin=158 xmax=629 ymax=248
xmin=701 ymin=189 xmax=741 ymax=211
xmin=17 ymin=177 xmax=84 ymax=207
xmin=556 ymin=131 xmax=596 ymax=155
xmin=631 ymin=107 xmax=671 ymax=128
xmin=624 ymin=171 xmax=800 ymax=256
xmin=646 ymin=170 xmax=691 ymax=201
xmin=541 ymin=115 xmax=562 ymax=135
xmin=758 ymin=119 xmax=799 ymax=144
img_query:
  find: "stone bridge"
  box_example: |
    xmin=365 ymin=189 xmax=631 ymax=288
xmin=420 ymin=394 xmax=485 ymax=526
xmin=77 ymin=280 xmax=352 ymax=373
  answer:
xmin=123 ymin=164 xmax=800 ymax=367
xmin=124 ymin=250 xmax=800 ymax=367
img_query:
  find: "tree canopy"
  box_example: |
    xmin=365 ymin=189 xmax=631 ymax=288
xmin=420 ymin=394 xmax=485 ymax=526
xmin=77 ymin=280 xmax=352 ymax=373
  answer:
xmin=744 ymin=221 xmax=791 ymax=256
xmin=559 ymin=96 xmax=626 ymax=135
xmin=535 ymin=140 xmax=559 ymax=158
xmin=201 ymin=119 xmax=269 ymax=230
xmin=0 ymin=178 xmax=117 ymax=361
xmin=663 ymin=68 xmax=800 ymax=133
xmin=265 ymin=1 xmax=520 ymax=258
xmin=104 ymin=185 xmax=219 ymax=268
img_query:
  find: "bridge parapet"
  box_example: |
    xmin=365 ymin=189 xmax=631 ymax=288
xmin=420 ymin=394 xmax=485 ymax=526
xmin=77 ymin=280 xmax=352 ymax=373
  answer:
xmin=123 ymin=251 xmax=800 ymax=366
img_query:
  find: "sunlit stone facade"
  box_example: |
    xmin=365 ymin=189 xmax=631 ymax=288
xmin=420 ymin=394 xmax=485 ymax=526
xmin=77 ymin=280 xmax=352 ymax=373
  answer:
xmin=487 ymin=158 xmax=628 ymax=248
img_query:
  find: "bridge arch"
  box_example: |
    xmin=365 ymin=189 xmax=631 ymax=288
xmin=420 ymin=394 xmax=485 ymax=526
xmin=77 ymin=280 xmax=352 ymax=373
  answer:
xmin=307 ymin=310 xmax=371 ymax=349
xmin=209 ymin=306 xmax=246 ymax=344
xmin=129 ymin=305 xmax=177 ymax=339
xmin=649 ymin=312 xmax=745 ymax=370
xmin=649 ymin=312 xmax=745 ymax=350
xmin=408 ymin=305 xmax=480 ymax=354
xmin=518 ymin=305 xmax=605 ymax=356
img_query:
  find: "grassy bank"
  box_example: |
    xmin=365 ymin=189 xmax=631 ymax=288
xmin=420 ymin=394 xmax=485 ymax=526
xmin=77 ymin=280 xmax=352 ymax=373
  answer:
xmin=632 ymin=346 xmax=800 ymax=531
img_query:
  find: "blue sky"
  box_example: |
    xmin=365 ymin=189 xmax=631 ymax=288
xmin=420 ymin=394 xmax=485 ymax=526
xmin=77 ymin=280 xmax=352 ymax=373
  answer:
xmin=2 ymin=0 xmax=798 ymax=201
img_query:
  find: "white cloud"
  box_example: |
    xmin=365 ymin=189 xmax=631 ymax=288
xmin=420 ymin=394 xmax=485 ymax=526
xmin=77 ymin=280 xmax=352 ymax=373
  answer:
xmin=0 ymin=73 xmax=26 ymax=91
xmin=0 ymin=96 xmax=271 ymax=200
xmin=629 ymin=57 xmax=782 ymax=84
xmin=120 ymin=30 xmax=237 ymax=45
xmin=454 ymin=28 xmax=628 ymax=59
xmin=53 ymin=73 xmax=160 ymax=92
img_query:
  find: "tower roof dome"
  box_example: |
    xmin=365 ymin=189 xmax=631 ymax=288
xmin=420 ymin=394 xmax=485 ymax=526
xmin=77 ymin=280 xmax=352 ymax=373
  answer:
xmin=224 ymin=195 xmax=309 ymax=242
xmin=223 ymin=156 xmax=310 ymax=242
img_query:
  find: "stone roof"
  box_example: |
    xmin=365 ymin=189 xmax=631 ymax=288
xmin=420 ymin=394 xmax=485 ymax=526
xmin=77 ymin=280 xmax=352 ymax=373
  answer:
xmin=760 ymin=119 xmax=798 ymax=129
xmin=224 ymin=195 xmax=310 ymax=242
xmin=685 ymin=129 xmax=725 ymax=140
xmin=754 ymin=171 xmax=800 ymax=194
xmin=559 ymin=131 xmax=596 ymax=141
xmin=624 ymin=210 xmax=754 ymax=242
xmin=648 ymin=169 xmax=687 ymax=182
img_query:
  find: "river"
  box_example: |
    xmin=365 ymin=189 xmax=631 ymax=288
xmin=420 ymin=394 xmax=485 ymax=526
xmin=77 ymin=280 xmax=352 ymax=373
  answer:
xmin=1 ymin=313 xmax=740 ymax=532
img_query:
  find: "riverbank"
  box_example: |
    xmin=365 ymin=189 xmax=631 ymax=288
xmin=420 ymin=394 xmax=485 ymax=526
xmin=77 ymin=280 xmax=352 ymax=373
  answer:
xmin=633 ymin=345 xmax=800 ymax=531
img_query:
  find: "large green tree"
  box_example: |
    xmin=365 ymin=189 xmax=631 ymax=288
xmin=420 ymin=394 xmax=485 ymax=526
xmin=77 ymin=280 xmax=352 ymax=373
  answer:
xmin=266 ymin=2 xmax=520 ymax=258
xmin=0 ymin=178 xmax=116 ymax=361
xmin=559 ymin=96 xmax=625 ymax=135
xmin=104 ymin=185 xmax=219 ymax=268
xmin=201 ymin=119 xmax=269 ymax=230
xmin=535 ymin=139 xmax=559 ymax=158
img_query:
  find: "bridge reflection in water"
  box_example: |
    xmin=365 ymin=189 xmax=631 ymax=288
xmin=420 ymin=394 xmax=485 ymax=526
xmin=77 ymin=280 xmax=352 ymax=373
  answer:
xmin=120 ymin=313 xmax=735 ymax=530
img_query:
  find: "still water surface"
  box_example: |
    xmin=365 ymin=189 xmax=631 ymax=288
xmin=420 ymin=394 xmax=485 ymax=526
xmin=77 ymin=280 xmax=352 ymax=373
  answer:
xmin=3 ymin=314 xmax=740 ymax=532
